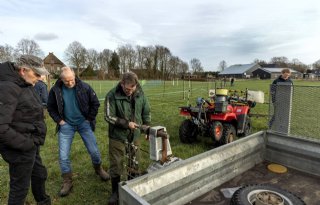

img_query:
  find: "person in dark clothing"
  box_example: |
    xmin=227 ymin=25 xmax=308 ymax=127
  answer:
xmin=34 ymin=75 xmax=48 ymax=107
xmin=269 ymin=68 xmax=293 ymax=128
xmin=0 ymin=55 xmax=51 ymax=205
xmin=230 ymin=77 xmax=234 ymax=86
xmin=47 ymin=66 xmax=109 ymax=197
xmin=272 ymin=68 xmax=293 ymax=85
xmin=105 ymin=72 xmax=151 ymax=205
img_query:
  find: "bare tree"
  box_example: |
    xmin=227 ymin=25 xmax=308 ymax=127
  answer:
xmin=253 ymin=58 xmax=267 ymax=66
xmin=97 ymin=49 xmax=112 ymax=80
xmin=313 ymin=60 xmax=320 ymax=70
xmin=156 ymin=45 xmax=171 ymax=79
xmin=290 ymin=58 xmax=308 ymax=73
xmin=64 ymin=41 xmax=87 ymax=77
xmin=117 ymin=44 xmax=136 ymax=74
xmin=218 ymin=60 xmax=227 ymax=71
xmin=15 ymin=38 xmax=44 ymax=57
xmin=0 ymin=44 xmax=15 ymax=62
xmin=165 ymin=56 xmax=177 ymax=79
xmin=86 ymin=48 xmax=99 ymax=70
xmin=270 ymin=56 xmax=289 ymax=67
xmin=190 ymin=58 xmax=203 ymax=73
xmin=136 ymin=45 xmax=156 ymax=78
xmin=178 ymin=61 xmax=189 ymax=75
xmin=135 ymin=45 xmax=144 ymax=69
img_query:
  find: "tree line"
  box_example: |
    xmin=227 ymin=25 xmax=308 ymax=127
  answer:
xmin=0 ymin=39 xmax=205 ymax=80
xmin=1 ymin=38 xmax=319 ymax=80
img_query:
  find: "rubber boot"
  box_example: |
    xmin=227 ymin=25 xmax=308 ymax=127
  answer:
xmin=93 ymin=164 xmax=110 ymax=181
xmin=108 ymin=176 xmax=120 ymax=205
xmin=59 ymin=172 xmax=73 ymax=197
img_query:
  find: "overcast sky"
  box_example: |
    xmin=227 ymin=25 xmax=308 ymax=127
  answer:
xmin=1 ymin=0 xmax=320 ymax=70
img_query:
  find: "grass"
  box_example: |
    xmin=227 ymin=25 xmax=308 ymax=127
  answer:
xmin=1 ymin=79 xmax=320 ymax=204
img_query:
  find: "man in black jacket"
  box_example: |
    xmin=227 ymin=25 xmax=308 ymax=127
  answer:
xmin=0 ymin=55 xmax=51 ymax=205
xmin=47 ymin=66 xmax=109 ymax=197
xmin=269 ymin=68 xmax=293 ymax=128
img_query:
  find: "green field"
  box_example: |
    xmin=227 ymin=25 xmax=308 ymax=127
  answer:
xmin=1 ymin=79 xmax=320 ymax=204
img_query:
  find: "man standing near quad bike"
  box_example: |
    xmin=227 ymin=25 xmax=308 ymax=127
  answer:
xmin=104 ymin=72 xmax=151 ymax=205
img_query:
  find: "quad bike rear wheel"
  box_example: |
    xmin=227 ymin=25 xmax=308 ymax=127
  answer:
xmin=219 ymin=123 xmax=237 ymax=145
xmin=230 ymin=184 xmax=306 ymax=205
xmin=179 ymin=119 xmax=198 ymax=143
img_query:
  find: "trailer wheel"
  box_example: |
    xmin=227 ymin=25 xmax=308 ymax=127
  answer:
xmin=179 ymin=119 xmax=198 ymax=143
xmin=239 ymin=116 xmax=251 ymax=137
xmin=230 ymin=184 xmax=306 ymax=205
xmin=219 ymin=124 xmax=237 ymax=145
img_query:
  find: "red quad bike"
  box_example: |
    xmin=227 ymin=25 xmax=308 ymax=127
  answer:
xmin=179 ymin=88 xmax=255 ymax=145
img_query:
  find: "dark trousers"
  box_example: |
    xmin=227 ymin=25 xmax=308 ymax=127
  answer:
xmin=0 ymin=145 xmax=50 ymax=205
xmin=109 ymin=138 xmax=140 ymax=180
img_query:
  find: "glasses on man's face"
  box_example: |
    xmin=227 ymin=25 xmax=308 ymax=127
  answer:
xmin=123 ymin=84 xmax=137 ymax=93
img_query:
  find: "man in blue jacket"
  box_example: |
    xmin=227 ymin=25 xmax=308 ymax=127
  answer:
xmin=47 ymin=66 xmax=109 ymax=197
xmin=34 ymin=75 xmax=48 ymax=108
xmin=0 ymin=55 xmax=51 ymax=205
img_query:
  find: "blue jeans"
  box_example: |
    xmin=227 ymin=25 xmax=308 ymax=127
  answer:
xmin=58 ymin=120 xmax=102 ymax=174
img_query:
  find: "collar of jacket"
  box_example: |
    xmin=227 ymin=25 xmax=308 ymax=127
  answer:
xmin=114 ymin=82 xmax=142 ymax=100
xmin=55 ymin=76 xmax=81 ymax=88
xmin=0 ymin=62 xmax=32 ymax=87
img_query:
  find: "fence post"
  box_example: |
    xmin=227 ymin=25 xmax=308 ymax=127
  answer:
xmin=271 ymin=83 xmax=293 ymax=135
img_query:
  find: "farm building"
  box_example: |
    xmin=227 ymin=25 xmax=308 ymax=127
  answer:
xmin=43 ymin=52 xmax=65 ymax=74
xmin=252 ymin=67 xmax=303 ymax=79
xmin=311 ymin=69 xmax=320 ymax=77
xmin=218 ymin=63 xmax=260 ymax=78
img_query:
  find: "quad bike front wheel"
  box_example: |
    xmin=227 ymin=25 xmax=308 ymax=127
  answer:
xmin=230 ymin=184 xmax=306 ymax=205
xmin=208 ymin=121 xmax=223 ymax=142
xmin=219 ymin=123 xmax=237 ymax=145
xmin=179 ymin=119 xmax=198 ymax=143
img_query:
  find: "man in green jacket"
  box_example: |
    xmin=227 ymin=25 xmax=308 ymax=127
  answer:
xmin=104 ymin=72 xmax=151 ymax=205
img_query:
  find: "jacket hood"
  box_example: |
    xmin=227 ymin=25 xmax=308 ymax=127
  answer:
xmin=0 ymin=62 xmax=28 ymax=86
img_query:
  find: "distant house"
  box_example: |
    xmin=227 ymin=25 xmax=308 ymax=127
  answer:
xmin=252 ymin=68 xmax=302 ymax=79
xmin=43 ymin=52 xmax=65 ymax=74
xmin=218 ymin=63 xmax=260 ymax=78
xmin=182 ymin=73 xmax=199 ymax=80
xmin=311 ymin=69 xmax=320 ymax=77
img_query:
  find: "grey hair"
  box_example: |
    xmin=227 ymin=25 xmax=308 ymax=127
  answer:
xmin=60 ymin=66 xmax=75 ymax=79
xmin=121 ymin=72 xmax=138 ymax=85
